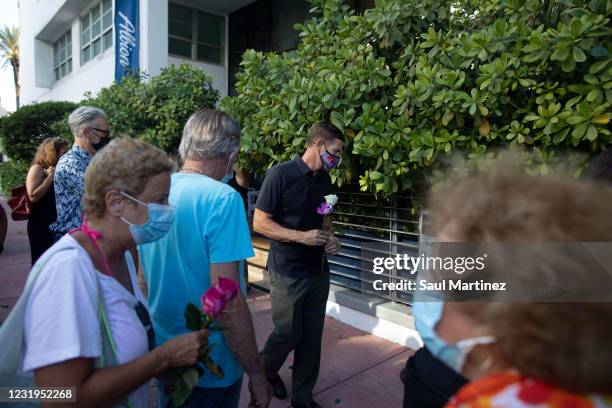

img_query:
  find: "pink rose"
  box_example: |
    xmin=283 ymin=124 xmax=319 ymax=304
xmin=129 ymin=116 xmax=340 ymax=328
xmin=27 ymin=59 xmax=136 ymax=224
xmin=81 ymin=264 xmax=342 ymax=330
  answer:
xmin=202 ymin=287 xmax=225 ymax=317
xmin=216 ymin=277 xmax=239 ymax=303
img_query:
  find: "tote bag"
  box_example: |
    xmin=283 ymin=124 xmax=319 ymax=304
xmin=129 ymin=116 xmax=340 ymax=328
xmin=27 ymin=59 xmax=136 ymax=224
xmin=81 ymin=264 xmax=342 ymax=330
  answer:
xmin=0 ymin=245 xmax=130 ymax=407
xmin=8 ymin=185 xmax=31 ymax=221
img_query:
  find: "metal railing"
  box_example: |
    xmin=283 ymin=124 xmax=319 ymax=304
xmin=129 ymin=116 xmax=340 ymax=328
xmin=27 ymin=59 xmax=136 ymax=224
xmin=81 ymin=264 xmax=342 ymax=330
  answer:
xmin=246 ymin=186 xmax=423 ymax=306
xmin=328 ymin=189 xmax=422 ymax=305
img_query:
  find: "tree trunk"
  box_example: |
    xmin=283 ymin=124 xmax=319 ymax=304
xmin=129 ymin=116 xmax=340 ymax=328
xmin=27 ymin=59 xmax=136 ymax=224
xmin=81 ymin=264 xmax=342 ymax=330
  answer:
xmin=12 ymin=58 xmax=19 ymax=109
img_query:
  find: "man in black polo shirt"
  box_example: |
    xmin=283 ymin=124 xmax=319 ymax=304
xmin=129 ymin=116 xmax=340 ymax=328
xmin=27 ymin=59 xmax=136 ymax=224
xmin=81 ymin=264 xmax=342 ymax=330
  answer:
xmin=253 ymin=123 xmax=344 ymax=408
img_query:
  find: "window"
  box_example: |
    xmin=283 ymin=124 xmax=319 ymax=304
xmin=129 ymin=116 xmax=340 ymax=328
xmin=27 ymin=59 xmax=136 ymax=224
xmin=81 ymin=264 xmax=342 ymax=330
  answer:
xmin=81 ymin=0 xmax=113 ymax=65
xmin=169 ymin=4 xmax=193 ymax=58
xmin=53 ymin=30 xmax=72 ymax=81
xmin=169 ymin=3 xmax=225 ymax=65
xmin=345 ymin=0 xmax=375 ymax=13
xmin=196 ymin=11 xmax=224 ymax=64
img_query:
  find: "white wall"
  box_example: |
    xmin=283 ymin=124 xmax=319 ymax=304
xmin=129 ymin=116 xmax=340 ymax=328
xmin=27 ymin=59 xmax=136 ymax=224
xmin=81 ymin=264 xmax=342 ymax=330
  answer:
xmin=20 ymin=0 xmax=229 ymax=106
xmin=20 ymin=0 xmax=116 ymax=105
xmin=20 ymin=0 xmax=68 ymax=105
xmin=141 ymin=0 xmax=168 ymax=77
xmin=326 ymin=300 xmax=423 ymax=350
xmin=35 ymin=46 xmax=115 ymax=104
xmin=168 ymin=56 xmax=227 ymax=98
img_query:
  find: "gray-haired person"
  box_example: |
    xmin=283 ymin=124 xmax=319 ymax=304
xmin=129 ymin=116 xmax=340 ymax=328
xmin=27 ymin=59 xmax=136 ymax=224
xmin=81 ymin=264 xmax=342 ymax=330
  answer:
xmin=50 ymin=106 xmax=110 ymax=239
xmin=139 ymin=109 xmax=273 ymax=408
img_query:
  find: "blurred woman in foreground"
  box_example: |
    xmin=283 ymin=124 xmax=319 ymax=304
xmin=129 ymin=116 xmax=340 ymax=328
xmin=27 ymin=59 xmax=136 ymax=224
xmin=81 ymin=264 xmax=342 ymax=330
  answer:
xmin=414 ymin=163 xmax=612 ymax=407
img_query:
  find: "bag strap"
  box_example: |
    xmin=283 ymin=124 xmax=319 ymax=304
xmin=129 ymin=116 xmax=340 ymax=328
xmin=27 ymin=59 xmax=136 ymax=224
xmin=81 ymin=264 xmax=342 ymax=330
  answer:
xmin=95 ymin=268 xmax=134 ymax=408
xmin=97 ymin=293 xmax=119 ymax=368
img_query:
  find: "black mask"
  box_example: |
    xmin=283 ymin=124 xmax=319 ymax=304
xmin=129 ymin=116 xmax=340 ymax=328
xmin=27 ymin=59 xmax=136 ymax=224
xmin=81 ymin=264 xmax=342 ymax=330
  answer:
xmin=92 ymin=136 xmax=110 ymax=152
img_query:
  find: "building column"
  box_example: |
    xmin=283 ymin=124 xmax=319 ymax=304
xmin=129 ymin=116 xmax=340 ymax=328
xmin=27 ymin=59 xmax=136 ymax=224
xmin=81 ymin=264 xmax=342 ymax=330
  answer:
xmin=140 ymin=0 xmax=168 ymax=77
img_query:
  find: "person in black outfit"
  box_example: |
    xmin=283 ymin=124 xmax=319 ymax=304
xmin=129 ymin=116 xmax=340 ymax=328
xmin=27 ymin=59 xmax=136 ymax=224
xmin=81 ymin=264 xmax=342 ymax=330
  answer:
xmin=25 ymin=138 xmax=69 ymax=264
xmin=254 ymin=123 xmax=344 ymax=408
xmin=228 ymin=167 xmax=263 ymax=293
xmin=400 ymin=346 xmax=468 ymax=408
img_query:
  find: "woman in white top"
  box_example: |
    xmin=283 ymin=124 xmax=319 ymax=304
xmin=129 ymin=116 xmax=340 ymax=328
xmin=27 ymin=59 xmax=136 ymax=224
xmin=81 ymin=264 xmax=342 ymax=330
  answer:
xmin=23 ymin=137 xmax=208 ymax=407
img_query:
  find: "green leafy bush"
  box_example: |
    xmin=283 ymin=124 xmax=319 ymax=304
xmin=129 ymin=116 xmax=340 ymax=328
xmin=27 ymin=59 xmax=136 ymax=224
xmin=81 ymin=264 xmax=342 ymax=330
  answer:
xmin=84 ymin=63 xmax=220 ymax=152
xmin=222 ymin=0 xmax=611 ymax=195
xmin=0 ymin=160 xmax=29 ymax=196
xmin=0 ymin=101 xmax=77 ymax=161
xmin=49 ymin=114 xmax=75 ymax=144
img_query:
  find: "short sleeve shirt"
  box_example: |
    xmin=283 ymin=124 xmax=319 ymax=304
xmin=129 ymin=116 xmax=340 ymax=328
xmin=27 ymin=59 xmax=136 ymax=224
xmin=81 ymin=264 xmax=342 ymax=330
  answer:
xmin=256 ymin=156 xmax=333 ymax=278
xmin=139 ymin=173 xmax=254 ymax=388
xmin=50 ymin=145 xmax=92 ymax=234
xmin=23 ymin=235 xmax=150 ymax=407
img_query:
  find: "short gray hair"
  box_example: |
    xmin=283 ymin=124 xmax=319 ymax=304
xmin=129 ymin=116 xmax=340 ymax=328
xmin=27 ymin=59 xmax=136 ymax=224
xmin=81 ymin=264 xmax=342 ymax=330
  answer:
xmin=179 ymin=109 xmax=241 ymax=161
xmin=68 ymin=106 xmax=108 ymax=137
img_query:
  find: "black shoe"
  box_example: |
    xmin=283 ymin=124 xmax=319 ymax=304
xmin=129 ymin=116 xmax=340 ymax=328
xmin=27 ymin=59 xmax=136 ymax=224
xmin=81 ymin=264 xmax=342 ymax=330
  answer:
xmin=267 ymin=375 xmax=288 ymax=399
xmin=291 ymin=401 xmax=322 ymax=408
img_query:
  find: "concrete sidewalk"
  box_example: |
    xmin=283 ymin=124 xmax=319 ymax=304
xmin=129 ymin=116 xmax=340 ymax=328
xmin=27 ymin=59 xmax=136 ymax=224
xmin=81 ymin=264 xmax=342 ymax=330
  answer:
xmin=0 ymin=198 xmax=412 ymax=408
xmin=0 ymin=198 xmax=31 ymax=322
xmin=239 ymin=292 xmax=411 ymax=408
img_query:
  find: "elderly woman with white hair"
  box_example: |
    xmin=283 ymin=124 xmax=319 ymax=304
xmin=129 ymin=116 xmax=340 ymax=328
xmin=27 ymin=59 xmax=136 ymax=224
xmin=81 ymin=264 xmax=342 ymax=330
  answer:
xmin=50 ymin=105 xmax=111 ymax=240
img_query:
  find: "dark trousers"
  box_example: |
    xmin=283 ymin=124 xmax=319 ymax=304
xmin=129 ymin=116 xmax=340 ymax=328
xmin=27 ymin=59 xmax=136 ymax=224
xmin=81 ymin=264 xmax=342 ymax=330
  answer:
xmin=27 ymin=221 xmax=55 ymax=265
xmin=261 ymin=270 xmax=330 ymax=403
xmin=400 ymin=346 xmax=468 ymax=408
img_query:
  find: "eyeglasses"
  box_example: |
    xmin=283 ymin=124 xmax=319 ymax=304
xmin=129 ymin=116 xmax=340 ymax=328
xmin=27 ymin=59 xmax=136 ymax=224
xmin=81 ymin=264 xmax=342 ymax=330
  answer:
xmin=88 ymin=127 xmax=111 ymax=136
xmin=135 ymin=301 xmax=155 ymax=351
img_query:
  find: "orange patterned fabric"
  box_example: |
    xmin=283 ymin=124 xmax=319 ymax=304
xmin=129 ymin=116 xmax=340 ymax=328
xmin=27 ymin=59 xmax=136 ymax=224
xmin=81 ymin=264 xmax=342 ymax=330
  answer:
xmin=445 ymin=371 xmax=612 ymax=408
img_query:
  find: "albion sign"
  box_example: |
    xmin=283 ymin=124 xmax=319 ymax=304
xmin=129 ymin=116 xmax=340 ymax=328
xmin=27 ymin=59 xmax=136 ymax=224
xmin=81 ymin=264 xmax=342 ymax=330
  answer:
xmin=114 ymin=0 xmax=139 ymax=82
xmin=117 ymin=12 xmax=136 ymax=68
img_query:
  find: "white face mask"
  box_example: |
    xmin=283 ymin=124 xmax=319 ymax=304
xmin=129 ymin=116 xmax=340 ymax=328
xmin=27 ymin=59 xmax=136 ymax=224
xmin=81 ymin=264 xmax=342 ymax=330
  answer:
xmin=221 ymin=149 xmax=238 ymax=184
xmin=452 ymin=336 xmax=496 ymax=372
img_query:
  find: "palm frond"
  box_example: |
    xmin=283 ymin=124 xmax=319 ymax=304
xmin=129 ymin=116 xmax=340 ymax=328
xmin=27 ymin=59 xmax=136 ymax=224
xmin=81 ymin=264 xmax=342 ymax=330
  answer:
xmin=0 ymin=25 xmax=19 ymax=63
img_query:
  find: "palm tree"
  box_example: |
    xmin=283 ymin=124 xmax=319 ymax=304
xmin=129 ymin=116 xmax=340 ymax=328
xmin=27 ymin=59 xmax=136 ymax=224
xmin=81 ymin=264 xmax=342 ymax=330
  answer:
xmin=0 ymin=26 xmax=20 ymax=110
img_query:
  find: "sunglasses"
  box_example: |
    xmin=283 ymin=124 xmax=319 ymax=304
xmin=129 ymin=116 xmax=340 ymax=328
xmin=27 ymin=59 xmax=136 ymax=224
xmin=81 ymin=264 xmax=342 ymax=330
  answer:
xmin=135 ymin=301 xmax=155 ymax=351
xmin=88 ymin=127 xmax=111 ymax=136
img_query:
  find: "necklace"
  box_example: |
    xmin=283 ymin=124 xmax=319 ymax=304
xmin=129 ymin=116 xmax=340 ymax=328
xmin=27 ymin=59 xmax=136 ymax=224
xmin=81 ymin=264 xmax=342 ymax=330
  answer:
xmin=182 ymin=167 xmax=207 ymax=176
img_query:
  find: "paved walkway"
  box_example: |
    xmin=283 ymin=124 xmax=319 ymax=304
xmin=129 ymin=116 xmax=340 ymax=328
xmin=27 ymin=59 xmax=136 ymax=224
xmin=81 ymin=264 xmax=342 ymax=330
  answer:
xmin=0 ymin=198 xmax=31 ymax=322
xmin=239 ymin=292 xmax=411 ymax=408
xmin=0 ymin=198 xmax=412 ymax=408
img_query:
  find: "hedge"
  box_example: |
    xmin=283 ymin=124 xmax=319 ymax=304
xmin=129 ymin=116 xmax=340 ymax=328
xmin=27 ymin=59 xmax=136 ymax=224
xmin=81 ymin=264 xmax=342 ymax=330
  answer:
xmin=82 ymin=63 xmax=219 ymax=153
xmin=0 ymin=160 xmax=29 ymax=196
xmin=221 ymin=0 xmax=611 ymax=196
xmin=0 ymin=101 xmax=77 ymax=162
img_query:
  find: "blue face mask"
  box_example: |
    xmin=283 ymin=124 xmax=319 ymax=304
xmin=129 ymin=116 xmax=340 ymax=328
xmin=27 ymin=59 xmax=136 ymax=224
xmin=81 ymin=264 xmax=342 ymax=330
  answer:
xmin=120 ymin=192 xmax=176 ymax=245
xmin=412 ymin=301 xmax=495 ymax=372
xmin=221 ymin=155 xmax=236 ymax=184
xmin=221 ymin=170 xmax=234 ymax=184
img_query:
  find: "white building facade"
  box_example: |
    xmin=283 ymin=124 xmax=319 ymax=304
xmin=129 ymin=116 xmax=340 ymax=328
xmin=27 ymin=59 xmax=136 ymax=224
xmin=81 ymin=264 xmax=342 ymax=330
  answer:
xmin=19 ymin=0 xmax=271 ymax=105
xmin=19 ymin=0 xmax=376 ymax=104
